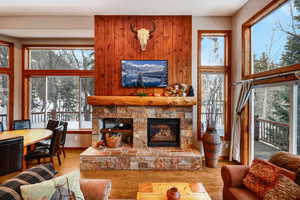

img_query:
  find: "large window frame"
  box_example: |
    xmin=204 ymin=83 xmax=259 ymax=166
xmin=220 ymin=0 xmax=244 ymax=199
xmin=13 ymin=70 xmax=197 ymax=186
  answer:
xmin=22 ymin=44 xmax=95 ymax=132
xmin=197 ymin=30 xmax=232 ymax=140
xmin=0 ymin=40 xmax=14 ymax=130
xmin=242 ymin=0 xmax=300 ymax=81
xmin=241 ymin=0 xmax=300 ymax=164
xmin=249 ymin=82 xmax=299 ymax=161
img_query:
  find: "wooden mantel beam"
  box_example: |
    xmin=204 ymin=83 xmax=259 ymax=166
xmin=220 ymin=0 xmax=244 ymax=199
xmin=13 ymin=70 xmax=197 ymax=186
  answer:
xmin=87 ymin=96 xmax=197 ymax=106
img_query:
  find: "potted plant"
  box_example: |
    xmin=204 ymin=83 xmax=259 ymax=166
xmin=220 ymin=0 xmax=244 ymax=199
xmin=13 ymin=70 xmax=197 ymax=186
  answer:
xmin=202 ymin=78 xmax=222 ymax=168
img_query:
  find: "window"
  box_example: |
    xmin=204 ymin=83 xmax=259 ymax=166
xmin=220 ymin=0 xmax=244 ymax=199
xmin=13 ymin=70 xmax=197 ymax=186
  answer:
xmin=0 ymin=74 xmax=9 ymax=129
xmin=0 ymin=45 xmax=9 ymax=68
xmin=200 ymin=36 xmax=225 ymax=66
xmin=297 ymin=84 xmax=300 ymax=154
xmin=30 ymin=76 xmax=94 ymax=129
xmin=197 ymin=31 xmax=231 ymax=139
xmin=253 ymin=85 xmax=291 ymax=160
xmin=242 ymin=0 xmax=300 ymax=163
xmin=29 ymin=48 xmax=94 ymax=70
xmin=243 ymin=0 xmax=300 ymax=78
xmin=23 ymin=45 xmax=95 ymax=130
xmin=200 ymin=73 xmax=225 ymax=135
xmin=0 ymin=41 xmax=13 ymax=130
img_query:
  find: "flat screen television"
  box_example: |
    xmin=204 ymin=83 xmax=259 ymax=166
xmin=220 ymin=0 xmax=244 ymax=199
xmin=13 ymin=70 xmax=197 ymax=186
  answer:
xmin=121 ymin=60 xmax=168 ymax=87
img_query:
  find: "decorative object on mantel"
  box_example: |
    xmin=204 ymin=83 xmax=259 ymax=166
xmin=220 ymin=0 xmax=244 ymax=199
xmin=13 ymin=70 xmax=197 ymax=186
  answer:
xmin=130 ymin=22 xmax=156 ymax=51
xmin=136 ymin=92 xmax=148 ymax=96
xmin=188 ymin=86 xmax=194 ymax=96
xmin=165 ymin=83 xmax=189 ymax=97
xmin=166 ymin=187 xmax=181 ymax=200
xmin=202 ymin=80 xmax=222 ymax=168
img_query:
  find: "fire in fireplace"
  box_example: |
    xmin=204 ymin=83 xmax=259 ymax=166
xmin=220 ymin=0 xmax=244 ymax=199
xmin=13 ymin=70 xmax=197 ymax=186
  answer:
xmin=147 ymin=118 xmax=180 ymax=147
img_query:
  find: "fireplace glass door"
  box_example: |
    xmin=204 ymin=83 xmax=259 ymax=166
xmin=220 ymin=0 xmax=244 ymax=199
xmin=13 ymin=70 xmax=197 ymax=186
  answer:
xmin=147 ymin=118 xmax=180 ymax=147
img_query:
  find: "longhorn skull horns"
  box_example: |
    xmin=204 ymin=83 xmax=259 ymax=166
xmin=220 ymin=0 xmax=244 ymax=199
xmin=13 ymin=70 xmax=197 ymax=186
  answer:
xmin=130 ymin=22 xmax=156 ymax=51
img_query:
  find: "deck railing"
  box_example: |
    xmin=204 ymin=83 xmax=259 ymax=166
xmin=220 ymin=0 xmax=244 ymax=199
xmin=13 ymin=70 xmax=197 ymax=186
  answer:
xmin=254 ymin=116 xmax=289 ymax=151
xmin=31 ymin=112 xmax=81 ymax=124
xmin=0 ymin=114 xmax=7 ymax=129
xmin=0 ymin=114 xmax=7 ymax=123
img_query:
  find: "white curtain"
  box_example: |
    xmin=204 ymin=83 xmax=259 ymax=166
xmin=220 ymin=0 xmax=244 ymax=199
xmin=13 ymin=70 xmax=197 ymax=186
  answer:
xmin=230 ymin=80 xmax=253 ymax=162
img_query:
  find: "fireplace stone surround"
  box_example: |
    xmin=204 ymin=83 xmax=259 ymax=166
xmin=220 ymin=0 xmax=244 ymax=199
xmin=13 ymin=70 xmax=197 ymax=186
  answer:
xmin=91 ymin=105 xmax=194 ymax=149
xmin=80 ymin=96 xmax=201 ymax=170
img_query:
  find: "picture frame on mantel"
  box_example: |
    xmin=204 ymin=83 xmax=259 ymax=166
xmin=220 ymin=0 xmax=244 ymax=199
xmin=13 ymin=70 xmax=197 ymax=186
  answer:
xmin=121 ymin=60 xmax=168 ymax=88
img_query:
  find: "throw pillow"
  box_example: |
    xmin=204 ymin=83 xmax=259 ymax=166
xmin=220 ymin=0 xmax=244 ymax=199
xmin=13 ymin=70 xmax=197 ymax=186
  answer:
xmin=243 ymin=158 xmax=296 ymax=198
xmin=263 ymin=174 xmax=300 ymax=200
xmin=269 ymin=152 xmax=300 ymax=185
xmin=269 ymin=152 xmax=300 ymax=172
xmin=0 ymin=164 xmax=57 ymax=200
xmin=20 ymin=171 xmax=84 ymax=200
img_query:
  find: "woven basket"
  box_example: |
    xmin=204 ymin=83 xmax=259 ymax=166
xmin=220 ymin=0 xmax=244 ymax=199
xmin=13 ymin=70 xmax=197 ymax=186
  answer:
xmin=105 ymin=134 xmax=122 ymax=148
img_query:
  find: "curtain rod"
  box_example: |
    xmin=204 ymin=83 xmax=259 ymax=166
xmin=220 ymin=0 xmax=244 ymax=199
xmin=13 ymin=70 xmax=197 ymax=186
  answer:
xmin=231 ymin=70 xmax=300 ymax=86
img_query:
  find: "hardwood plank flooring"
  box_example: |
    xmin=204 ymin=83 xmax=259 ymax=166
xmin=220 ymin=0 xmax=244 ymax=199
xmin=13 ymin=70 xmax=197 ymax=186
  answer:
xmin=0 ymin=149 xmax=232 ymax=200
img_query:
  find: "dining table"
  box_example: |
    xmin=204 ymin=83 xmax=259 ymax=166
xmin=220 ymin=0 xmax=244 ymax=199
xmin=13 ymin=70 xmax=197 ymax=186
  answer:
xmin=0 ymin=128 xmax=53 ymax=168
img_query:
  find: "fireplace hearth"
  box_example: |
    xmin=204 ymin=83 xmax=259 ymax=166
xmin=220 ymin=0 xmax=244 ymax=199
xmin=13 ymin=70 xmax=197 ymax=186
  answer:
xmin=82 ymin=97 xmax=200 ymax=170
xmin=147 ymin=118 xmax=180 ymax=147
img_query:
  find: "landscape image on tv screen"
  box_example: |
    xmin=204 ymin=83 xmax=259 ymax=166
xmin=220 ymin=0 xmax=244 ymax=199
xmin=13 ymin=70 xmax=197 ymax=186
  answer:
xmin=121 ymin=60 xmax=168 ymax=87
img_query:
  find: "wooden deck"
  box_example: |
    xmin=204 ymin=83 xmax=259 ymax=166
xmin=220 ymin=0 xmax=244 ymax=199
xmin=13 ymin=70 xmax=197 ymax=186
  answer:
xmin=254 ymin=141 xmax=280 ymax=160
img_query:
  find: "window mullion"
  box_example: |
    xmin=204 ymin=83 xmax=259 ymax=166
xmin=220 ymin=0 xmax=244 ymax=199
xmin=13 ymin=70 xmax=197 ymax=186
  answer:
xmin=289 ymin=83 xmax=297 ymax=154
xmin=79 ymin=77 xmax=82 ymax=129
xmin=45 ymin=77 xmax=48 ymax=127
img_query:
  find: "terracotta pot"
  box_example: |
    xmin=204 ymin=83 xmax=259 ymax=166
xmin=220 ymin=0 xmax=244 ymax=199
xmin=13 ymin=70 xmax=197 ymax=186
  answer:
xmin=202 ymin=128 xmax=221 ymax=168
xmin=166 ymin=187 xmax=180 ymax=200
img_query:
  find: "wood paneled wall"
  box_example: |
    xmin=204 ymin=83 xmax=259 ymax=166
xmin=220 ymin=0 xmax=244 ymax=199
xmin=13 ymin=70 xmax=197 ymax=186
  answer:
xmin=94 ymin=16 xmax=192 ymax=96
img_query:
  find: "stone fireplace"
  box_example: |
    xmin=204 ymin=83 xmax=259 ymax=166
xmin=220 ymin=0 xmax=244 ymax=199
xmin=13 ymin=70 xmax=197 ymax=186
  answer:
xmin=91 ymin=105 xmax=194 ymax=149
xmin=80 ymin=96 xmax=202 ymax=170
xmin=147 ymin=118 xmax=180 ymax=147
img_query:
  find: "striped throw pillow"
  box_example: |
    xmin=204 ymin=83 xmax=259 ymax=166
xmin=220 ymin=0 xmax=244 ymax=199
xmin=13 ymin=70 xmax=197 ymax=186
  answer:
xmin=0 ymin=164 xmax=57 ymax=200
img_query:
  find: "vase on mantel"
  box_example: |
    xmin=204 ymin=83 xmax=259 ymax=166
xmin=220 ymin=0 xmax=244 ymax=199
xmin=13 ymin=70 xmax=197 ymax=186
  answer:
xmin=202 ymin=128 xmax=221 ymax=168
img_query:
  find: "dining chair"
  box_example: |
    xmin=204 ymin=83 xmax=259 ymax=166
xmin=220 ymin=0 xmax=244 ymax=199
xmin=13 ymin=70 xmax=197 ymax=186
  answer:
xmin=0 ymin=122 xmax=4 ymax=132
xmin=25 ymin=126 xmax=63 ymax=169
xmin=59 ymin=121 xmax=68 ymax=158
xmin=46 ymin=119 xmax=60 ymax=131
xmin=37 ymin=120 xmax=60 ymax=147
xmin=0 ymin=136 xmax=23 ymax=175
xmin=12 ymin=119 xmax=31 ymax=130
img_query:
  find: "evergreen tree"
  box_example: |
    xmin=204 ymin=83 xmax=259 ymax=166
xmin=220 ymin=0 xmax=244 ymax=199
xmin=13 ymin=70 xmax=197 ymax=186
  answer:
xmin=268 ymin=88 xmax=290 ymax=123
xmin=268 ymin=0 xmax=299 ymax=123
xmin=253 ymin=52 xmax=278 ymax=74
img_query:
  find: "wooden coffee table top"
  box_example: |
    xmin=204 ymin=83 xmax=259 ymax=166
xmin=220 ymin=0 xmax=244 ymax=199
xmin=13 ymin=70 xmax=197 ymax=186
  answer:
xmin=137 ymin=182 xmax=211 ymax=200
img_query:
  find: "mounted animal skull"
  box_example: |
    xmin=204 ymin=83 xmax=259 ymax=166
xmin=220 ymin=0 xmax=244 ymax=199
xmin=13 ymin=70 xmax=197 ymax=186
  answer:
xmin=130 ymin=22 xmax=156 ymax=51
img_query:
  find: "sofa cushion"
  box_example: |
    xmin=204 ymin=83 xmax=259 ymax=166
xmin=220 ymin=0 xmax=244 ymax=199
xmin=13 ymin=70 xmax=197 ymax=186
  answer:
xmin=228 ymin=187 xmax=258 ymax=200
xmin=243 ymin=158 xmax=296 ymax=198
xmin=263 ymin=174 xmax=300 ymax=200
xmin=20 ymin=171 xmax=84 ymax=200
xmin=269 ymin=152 xmax=300 ymax=185
xmin=0 ymin=164 xmax=56 ymax=200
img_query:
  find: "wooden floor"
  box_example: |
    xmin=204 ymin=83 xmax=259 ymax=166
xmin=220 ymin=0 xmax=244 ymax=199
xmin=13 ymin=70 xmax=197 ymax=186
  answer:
xmin=0 ymin=149 xmax=231 ymax=200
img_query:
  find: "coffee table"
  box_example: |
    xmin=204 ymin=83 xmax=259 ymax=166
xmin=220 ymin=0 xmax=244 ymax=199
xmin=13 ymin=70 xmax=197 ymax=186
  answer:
xmin=137 ymin=182 xmax=211 ymax=200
